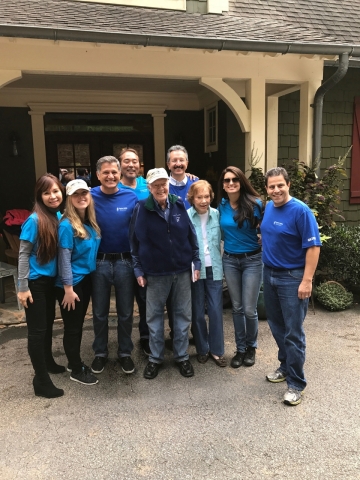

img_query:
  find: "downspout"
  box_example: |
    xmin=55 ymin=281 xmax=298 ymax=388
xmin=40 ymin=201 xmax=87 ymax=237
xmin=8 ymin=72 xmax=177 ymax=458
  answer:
xmin=312 ymin=52 xmax=349 ymax=175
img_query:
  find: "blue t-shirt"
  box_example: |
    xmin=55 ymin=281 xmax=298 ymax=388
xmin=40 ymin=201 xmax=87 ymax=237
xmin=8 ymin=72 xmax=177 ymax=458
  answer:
xmin=261 ymin=197 xmax=322 ymax=269
xmin=118 ymin=176 xmax=149 ymax=201
xmin=169 ymin=178 xmax=198 ymax=210
xmin=91 ymin=186 xmax=138 ymax=253
xmin=20 ymin=212 xmax=59 ymax=279
xmin=218 ymin=198 xmax=262 ymax=254
xmin=55 ymin=218 xmax=101 ymax=287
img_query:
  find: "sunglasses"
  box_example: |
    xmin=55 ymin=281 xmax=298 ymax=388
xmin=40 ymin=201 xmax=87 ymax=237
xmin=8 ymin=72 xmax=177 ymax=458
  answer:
xmin=223 ymin=177 xmax=240 ymax=184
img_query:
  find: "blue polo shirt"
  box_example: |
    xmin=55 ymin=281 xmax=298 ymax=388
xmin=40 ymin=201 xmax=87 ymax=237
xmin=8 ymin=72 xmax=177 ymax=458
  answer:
xmin=20 ymin=212 xmax=60 ymax=279
xmin=219 ymin=198 xmax=263 ymax=254
xmin=118 ymin=176 xmax=149 ymax=201
xmin=91 ymin=186 xmax=138 ymax=253
xmin=55 ymin=218 xmax=101 ymax=287
xmin=261 ymin=198 xmax=322 ymax=269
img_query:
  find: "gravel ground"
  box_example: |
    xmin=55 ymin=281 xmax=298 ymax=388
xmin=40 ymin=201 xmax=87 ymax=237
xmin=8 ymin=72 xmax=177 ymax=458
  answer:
xmin=0 ymin=303 xmax=359 ymax=480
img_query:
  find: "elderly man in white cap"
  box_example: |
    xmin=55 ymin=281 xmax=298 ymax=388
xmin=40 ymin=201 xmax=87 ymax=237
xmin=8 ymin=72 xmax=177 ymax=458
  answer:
xmin=130 ymin=168 xmax=201 ymax=380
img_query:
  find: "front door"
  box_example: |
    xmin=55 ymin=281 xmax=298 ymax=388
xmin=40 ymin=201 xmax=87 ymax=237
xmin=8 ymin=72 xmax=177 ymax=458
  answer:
xmin=44 ymin=114 xmax=154 ymax=185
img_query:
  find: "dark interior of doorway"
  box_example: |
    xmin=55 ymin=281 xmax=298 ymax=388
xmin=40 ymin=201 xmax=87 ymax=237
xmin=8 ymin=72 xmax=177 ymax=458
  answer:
xmin=44 ymin=113 xmax=154 ymax=186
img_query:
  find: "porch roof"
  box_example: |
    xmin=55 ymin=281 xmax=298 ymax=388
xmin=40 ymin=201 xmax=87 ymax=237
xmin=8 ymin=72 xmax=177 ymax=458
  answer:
xmin=0 ymin=0 xmax=360 ymax=56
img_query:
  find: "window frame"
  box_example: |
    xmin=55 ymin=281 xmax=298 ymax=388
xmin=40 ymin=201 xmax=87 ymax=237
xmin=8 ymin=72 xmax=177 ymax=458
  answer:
xmin=350 ymin=97 xmax=360 ymax=204
xmin=204 ymin=102 xmax=218 ymax=153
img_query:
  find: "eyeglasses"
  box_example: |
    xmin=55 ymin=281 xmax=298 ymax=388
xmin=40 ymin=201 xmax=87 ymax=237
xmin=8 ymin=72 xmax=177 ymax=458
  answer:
xmin=223 ymin=177 xmax=240 ymax=184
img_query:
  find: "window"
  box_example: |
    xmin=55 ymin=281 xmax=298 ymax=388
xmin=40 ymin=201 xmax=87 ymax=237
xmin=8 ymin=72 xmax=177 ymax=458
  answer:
xmin=350 ymin=97 xmax=360 ymax=204
xmin=204 ymin=102 xmax=218 ymax=153
xmin=57 ymin=143 xmax=91 ymax=171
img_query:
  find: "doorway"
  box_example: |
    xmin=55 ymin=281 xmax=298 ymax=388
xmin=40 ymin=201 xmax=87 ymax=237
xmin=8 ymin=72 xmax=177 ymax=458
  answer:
xmin=44 ymin=113 xmax=154 ymax=186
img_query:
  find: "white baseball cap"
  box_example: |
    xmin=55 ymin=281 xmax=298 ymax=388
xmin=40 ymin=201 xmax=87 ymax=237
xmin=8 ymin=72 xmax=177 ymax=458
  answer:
xmin=66 ymin=179 xmax=90 ymax=196
xmin=146 ymin=168 xmax=169 ymax=184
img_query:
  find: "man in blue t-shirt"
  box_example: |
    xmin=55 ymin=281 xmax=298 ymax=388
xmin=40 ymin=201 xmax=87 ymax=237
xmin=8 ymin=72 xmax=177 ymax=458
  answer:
xmin=261 ymin=167 xmax=321 ymax=406
xmin=90 ymin=155 xmax=138 ymax=376
xmin=118 ymin=148 xmax=151 ymax=356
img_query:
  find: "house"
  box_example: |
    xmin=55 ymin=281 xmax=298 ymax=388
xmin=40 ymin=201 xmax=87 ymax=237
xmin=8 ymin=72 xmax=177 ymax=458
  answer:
xmin=0 ymin=0 xmax=359 ymax=222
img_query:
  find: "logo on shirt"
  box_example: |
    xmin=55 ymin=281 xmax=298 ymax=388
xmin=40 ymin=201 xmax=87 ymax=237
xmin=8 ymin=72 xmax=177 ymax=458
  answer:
xmin=116 ymin=207 xmax=128 ymax=212
xmin=308 ymin=236 xmax=316 ymax=242
xmin=173 ymin=214 xmax=181 ymax=223
xmin=273 ymin=221 xmax=283 ymax=226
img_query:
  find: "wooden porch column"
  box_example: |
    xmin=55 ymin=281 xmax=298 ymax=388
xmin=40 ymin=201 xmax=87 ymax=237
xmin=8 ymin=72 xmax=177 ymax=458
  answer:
xmin=28 ymin=111 xmax=47 ymax=179
xmin=299 ymin=80 xmax=321 ymax=165
xmin=266 ymin=96 xmax=279 ymax=170
xmin=152 ymin=113 xmax=167 ymax=168
xmin=245 ymin=77 xmax=266 ymax=173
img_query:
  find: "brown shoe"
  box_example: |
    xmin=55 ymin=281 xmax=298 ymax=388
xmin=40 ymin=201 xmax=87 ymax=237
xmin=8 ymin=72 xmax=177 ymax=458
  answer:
xmin=197 ymin=353 xmax=209 ymax=364
xmin=210 ymin=354 xmax=227 ymax=367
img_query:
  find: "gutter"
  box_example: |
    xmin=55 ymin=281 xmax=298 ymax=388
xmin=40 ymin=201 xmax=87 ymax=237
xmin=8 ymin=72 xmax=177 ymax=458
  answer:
xmin=312 ymin=53 xmax=349 ymax=172
xmin=0 ymin=24 xmax=360 ymax=57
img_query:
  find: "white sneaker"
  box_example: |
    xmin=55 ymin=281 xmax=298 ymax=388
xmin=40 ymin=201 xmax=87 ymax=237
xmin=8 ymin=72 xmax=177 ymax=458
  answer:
xmin=266 ymin=368 xmax=287 ymax=383
xmin=283 ymin=388 xmax=303 ymax=406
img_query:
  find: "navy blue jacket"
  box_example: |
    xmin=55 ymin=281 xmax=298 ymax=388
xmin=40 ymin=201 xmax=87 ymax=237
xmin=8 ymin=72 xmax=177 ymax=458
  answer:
xmin=130 ymin=194 xmax=201 ymax=277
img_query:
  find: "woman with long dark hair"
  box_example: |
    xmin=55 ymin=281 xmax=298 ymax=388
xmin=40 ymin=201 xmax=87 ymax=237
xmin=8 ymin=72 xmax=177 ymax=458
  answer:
xmin=218 ymin=167 xmax=263 ymax=369
xmin=55 ymin=179 xmax=101 ymax=386
xmin=18 ymin=174 xmax=65 ymax=398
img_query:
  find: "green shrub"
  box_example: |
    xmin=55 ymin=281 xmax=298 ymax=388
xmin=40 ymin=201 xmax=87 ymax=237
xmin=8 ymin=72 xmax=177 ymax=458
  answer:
xmin=317 ymin=224 xmax=360 ymax=287
xmin=248 ymin=148 xmax=350 ymax=229
xmin=315 ymin=281 xmax=353 ymax=311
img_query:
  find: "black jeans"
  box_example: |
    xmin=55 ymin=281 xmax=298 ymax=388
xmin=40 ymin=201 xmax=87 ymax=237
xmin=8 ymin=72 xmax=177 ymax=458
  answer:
xmin=134 ymin=279 xmax=149 ymax=339
xmin=26 ymin=276 xmax=56 ymax=381
xmin=56 ymin=275 xmax=92 ymax=374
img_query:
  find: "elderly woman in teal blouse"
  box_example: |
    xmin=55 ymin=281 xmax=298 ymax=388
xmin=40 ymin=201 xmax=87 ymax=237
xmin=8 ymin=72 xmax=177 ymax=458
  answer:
xmin=187 ymin=180 xmax=226 ymax=367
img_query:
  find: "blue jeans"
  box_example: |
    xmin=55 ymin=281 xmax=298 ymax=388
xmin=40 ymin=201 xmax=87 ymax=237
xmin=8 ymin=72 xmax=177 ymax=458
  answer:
xmin=263 ymin=266 xmax=308 ymax=391
xmin=146 ymin=271 xmax=191 ymax=363
xmin=191 ymin=267 xmax=224 ymax=356
xmin=223 ymin=252 xmax=263 ymax=352
xmin=91 ymin=258 xmax=134 ymax=358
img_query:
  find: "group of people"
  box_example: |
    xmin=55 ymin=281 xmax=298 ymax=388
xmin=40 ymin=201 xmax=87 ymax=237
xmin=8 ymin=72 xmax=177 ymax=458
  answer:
xmin=18 ymin=144 xmax=321 ymax=406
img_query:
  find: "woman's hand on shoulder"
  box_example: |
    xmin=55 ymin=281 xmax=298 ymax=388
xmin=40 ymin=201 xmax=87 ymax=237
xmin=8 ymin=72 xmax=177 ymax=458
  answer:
xmin=17 ymin=290 xmax=33 ymax=308
xmin=185 ymin=172 xmax=199 ymax=181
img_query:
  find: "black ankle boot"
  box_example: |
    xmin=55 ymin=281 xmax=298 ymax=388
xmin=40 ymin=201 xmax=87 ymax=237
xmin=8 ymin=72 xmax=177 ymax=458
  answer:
xmin=46 ymin=359 xmax=66 ymax=374
xmin=33 ymin=376 xmax=64 ymax=398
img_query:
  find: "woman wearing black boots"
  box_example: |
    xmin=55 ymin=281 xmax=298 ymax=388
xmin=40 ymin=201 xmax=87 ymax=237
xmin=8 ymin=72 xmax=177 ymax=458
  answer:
xmin=18 ymin=174 xmax=65 ymax=398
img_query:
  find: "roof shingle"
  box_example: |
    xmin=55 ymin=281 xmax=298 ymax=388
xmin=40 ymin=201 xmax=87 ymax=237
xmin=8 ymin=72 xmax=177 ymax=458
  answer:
xmin=0 ymin=0 xmax=359 ymax=46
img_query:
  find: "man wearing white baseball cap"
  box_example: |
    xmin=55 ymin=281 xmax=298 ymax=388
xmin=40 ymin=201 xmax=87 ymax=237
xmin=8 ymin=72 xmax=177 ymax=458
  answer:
xmin=130 ymin=168 xmax=201 ymax=380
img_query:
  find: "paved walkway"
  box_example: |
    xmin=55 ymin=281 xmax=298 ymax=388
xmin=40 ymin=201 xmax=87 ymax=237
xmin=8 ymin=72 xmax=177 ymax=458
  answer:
xmin=0 ymin=295 xmax=359 ymax=479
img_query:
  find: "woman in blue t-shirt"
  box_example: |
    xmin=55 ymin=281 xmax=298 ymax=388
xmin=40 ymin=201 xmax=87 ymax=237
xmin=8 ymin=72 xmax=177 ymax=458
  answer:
xmin=55 ymin=179 xmax=101 ymax=386
xmin=218 ymin=167 xmax=263 ymax=369
xmin=18 ymin=174 xmax=65 ymax=398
